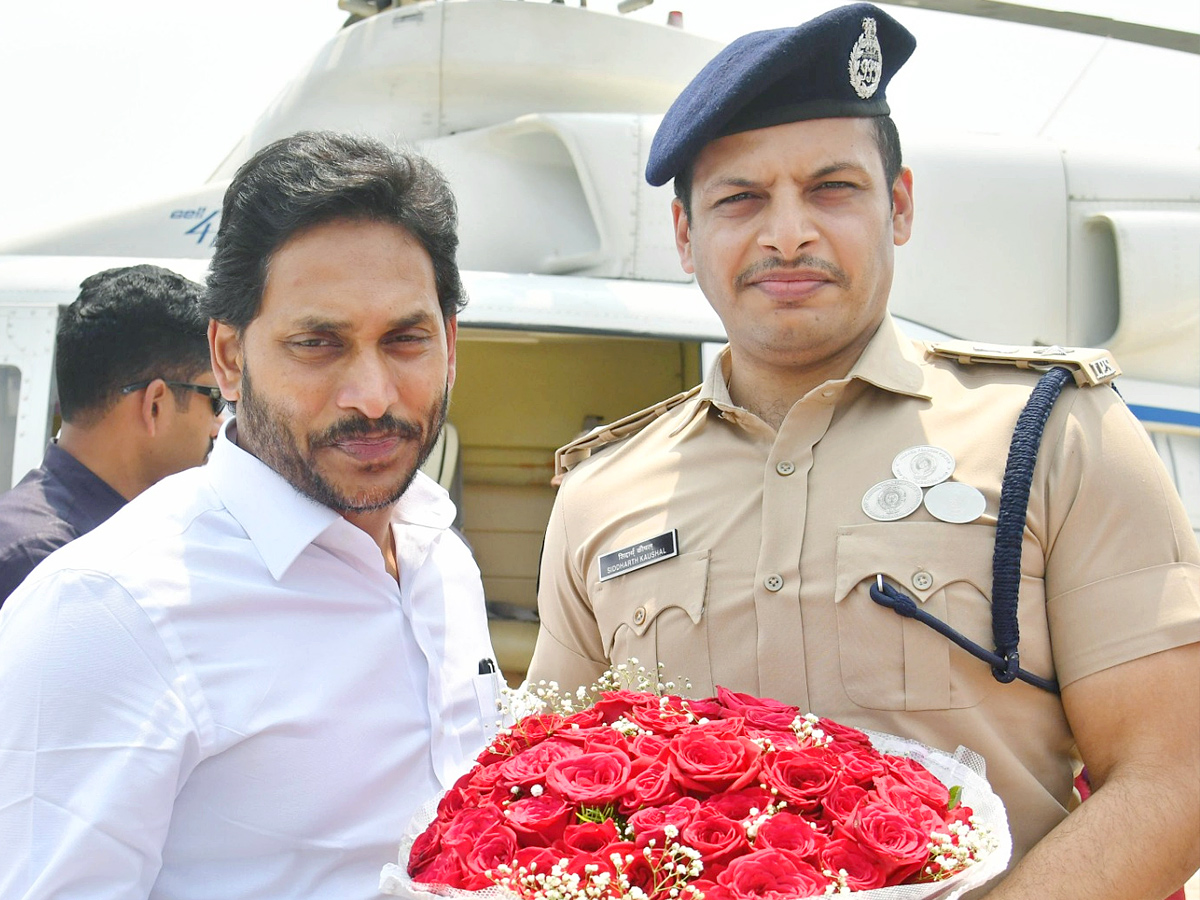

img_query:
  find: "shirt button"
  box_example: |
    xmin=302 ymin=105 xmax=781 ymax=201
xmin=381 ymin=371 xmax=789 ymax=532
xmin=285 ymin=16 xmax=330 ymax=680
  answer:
xmin=776 ymin=460 xmax=796 ymax=476
xmin=633 ymin=606 xmax=647 ymax=626
xmin=764 ymin=574 xmax=784 ymax=592
xmin=912 ymin=571 xmax=934 ymax=591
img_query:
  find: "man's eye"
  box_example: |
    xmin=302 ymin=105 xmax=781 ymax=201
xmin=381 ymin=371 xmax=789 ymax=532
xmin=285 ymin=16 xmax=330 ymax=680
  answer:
xmin=715 ymin=191 xmax=757 ymax=207
xmin=818 ymin=181 xmax=856 ymax=190
xmin=291 ymin=338 xmax=336 ymax=349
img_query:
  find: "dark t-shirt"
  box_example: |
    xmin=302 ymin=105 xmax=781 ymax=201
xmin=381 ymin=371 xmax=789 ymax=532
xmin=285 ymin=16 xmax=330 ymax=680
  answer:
xmin=0 ymin=444 xmax=126 ymax=605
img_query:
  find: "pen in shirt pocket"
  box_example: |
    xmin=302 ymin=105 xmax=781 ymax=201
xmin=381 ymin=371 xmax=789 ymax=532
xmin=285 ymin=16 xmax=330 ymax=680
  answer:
xmin=478 ymin=657 xmax=504 ymax=729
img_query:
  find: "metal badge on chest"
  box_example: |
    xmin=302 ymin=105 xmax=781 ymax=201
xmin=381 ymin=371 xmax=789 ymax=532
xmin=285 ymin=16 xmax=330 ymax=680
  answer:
xmin=861 ymin=445 xmax=987 ymax=524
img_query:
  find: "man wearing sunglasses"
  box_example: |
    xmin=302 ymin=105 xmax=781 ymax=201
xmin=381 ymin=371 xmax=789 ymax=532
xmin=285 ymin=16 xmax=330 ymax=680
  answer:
xmin=0 ymin=264 xmax=220 ymax=605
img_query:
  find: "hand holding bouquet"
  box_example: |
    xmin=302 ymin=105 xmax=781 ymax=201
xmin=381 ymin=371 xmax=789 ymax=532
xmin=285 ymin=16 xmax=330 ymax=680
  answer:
xmin=382 ymin=663 xmax=1010 ymax=900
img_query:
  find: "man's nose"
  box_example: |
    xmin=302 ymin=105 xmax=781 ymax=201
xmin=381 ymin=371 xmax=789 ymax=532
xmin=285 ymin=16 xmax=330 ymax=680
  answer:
xmin=757 ymin=195 xmax=818 ymax=258
xmin=336 ymin=350 xmax=401 ymax=421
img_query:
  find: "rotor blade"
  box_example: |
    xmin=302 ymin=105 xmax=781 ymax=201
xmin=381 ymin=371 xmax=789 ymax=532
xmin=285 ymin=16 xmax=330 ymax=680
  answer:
xmin=876 ymin=0 xmax=1200 ymax=54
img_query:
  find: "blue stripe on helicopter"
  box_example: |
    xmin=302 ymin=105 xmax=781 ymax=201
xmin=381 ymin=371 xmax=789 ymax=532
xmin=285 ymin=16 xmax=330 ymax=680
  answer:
xmin=1127 ymin=404 xmax=1200 ymax=429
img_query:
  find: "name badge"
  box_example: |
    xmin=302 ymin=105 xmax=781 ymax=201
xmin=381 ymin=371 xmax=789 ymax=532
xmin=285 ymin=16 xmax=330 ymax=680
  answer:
xmin=597 ymin=530 xmax=679 ymax=582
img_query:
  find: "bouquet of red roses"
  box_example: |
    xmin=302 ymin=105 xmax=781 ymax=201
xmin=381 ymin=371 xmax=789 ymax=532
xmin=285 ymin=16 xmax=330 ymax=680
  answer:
xmin=381 ymin=665 xmax=1010 ymax=900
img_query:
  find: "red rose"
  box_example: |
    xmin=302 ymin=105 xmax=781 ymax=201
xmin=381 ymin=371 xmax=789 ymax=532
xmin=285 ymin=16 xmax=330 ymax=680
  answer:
xmin=683 ymin=697 xmax=726 ymax=720
xmin=628 ymin=796 xmax=700 ymax=848
xmin=716 ymin=848 xmax=829 ymax=900
xmin=464 ymin=760 xmax=509 ymax=801
xmin=555 ymin=724 xmax=613 ymax=746
xmin=546 ymin=750 xmax=633 ymax=804
xmin=753 ymin=811 xmax=827 ymax=859
xmin=681 ymin=807 xmax=751 ymax=868
xmin=591 ymin=689 xmax=656 ymax=724
xmin=621 ymin=845 xmax=662 ymax=895
xmin=630 ymin=700 xmax=696 ymax=736
xmin=761 ymin=747 xmax=839 ymax=813
xmin=409 ymin=846 xmax=468 ymax=889
xmin=667 ymin=722 xmax=762 ymax=794
xmin=688 ymin=879 xmax=736 ymax=900
xmin=601 ymin=839 xmax=639 ymax=874
xmin=820 ymin=780 xmax=869 ymax=824
xmin=837 ymin=746 xmax=888 ymax=786
xmin=564 ymin=849 xmax=621 ymax=881
xmin=619 ymin=758 xmax=683 ymax=814
xmin=632 ymin=732 xmax=671 ymax=760
xmin=562 ymin=706 xmax=606 ymax=730
xmin=561 ymin=819 xmax=621 ymax=853
xmin=715 ymin=687 xmax=799 ymax=721
xmin=743 ymin=705 xmax=801 ymax=731
xmin=701 ymin=787 xmax=774 ymax=822
xmin=849 ymin=800 xmax=932 ymax=880
xmin=581 ymin=727 xmax=634 ymax=756
xmin=815 ymin=717 xmax=873 ymax=752
xmin=441 ymin=805 xmax=507 ymax=857
xmin=820 ymin=836 xmax=889 ymax=890
xmin=461 ymin=825 xmax=520 ymax=888
xmin=884 ymin=756 xmax=951 ymax=810
xmin=503 ymin=713 xmax=567 ymax=753
xmin=406 ymin=822 xmax=444 ymax=876
xmin=873 ymin=774 xmax=944 ymax=833
xmin=498 ymin=739 xmax=584 ymax=789
xmin=751 ymin=728 xmax=801 ymax=751
xmin=512 ymin=844 xmax=564 ymax=875
xmin=505 ymin=795 xmax=574 ymax=846
xmin=435 ymin=783 xmax=471 ymax=820
xmin=947 ymin=802 xmax=976 ymax=826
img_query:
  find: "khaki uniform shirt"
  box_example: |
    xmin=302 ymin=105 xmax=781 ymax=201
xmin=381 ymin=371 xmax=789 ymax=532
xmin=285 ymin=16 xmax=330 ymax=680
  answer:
xmin=528 ymin=315 xmax=1200 ymax=866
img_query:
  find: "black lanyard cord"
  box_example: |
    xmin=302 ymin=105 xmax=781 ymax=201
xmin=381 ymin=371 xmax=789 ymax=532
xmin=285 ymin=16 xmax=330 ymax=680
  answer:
xmin=867 ymin=365 xmax=1076 ymax=696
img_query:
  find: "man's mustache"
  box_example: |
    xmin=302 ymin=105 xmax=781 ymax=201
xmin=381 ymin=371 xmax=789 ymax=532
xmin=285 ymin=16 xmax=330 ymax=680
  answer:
xmin=734 ymin=255 xmax=850 ymax=290
xmin=311 ymin=414 xmax=424 ymax=448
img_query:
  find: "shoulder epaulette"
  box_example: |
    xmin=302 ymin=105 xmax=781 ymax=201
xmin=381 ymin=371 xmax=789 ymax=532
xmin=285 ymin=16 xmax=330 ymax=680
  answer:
xmin=925 ymin=340 xmax=1121 ymax=387
xmin=555 ymin=386 xmax=702 ymax=476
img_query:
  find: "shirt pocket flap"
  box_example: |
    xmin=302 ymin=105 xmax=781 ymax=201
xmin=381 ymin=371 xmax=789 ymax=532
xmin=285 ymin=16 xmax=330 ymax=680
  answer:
xmin=835 ymin=522 xmax=994 ymax=603
xmin=593 ymin=549 xmax=709 ymax=658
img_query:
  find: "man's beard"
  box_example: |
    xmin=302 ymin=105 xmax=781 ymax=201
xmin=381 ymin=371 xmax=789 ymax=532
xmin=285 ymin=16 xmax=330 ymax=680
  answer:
xmin=237 ymin=365 xmax=448 ymax=514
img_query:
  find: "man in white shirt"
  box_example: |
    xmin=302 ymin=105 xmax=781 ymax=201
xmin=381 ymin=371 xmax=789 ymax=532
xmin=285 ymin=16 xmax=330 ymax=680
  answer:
xmin=0 ymin=132 xmax=499 ymax=899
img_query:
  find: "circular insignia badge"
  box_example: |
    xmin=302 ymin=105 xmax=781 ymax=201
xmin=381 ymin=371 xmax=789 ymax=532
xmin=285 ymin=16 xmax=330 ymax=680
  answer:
xmin=924 ymin=482 xmax=987 ymax=524
xmin=891 ymin=445 xmax=956 ymax=487
xmin=862 ymin=478 xmax=923 ymax=522
xmin=848 ymin=17 xmax=883 ymax=100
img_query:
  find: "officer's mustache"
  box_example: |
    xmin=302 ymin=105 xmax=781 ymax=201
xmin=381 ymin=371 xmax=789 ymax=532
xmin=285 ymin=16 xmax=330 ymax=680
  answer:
xmin=735 ymin=255 xmax=850 ymax=290
xmin=310 ymin=413 xmax=423 ymax=448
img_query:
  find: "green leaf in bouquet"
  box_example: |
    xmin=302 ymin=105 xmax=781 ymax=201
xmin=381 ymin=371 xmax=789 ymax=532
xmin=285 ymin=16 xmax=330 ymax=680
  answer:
xmin=576 ymin=803 xmax=618 ymax=825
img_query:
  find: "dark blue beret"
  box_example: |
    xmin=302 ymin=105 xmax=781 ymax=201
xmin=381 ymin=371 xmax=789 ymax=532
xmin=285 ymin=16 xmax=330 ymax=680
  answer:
xmin=646 ymin=3 xmax=916 ymax=186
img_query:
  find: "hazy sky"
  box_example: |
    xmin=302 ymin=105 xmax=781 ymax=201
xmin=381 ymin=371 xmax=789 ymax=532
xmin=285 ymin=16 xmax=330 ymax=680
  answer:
xmin=0 ymin=0 xmax=1196 ymax=246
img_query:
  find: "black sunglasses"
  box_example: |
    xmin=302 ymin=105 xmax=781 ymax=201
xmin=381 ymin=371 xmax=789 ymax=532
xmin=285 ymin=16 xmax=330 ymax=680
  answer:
xmin=121 ymin=378 xmax=225 ymax=416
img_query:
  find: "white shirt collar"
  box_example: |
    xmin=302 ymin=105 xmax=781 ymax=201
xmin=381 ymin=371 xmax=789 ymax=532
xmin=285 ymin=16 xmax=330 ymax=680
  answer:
xmin=206 ymin=418 xmax=456 ymax=581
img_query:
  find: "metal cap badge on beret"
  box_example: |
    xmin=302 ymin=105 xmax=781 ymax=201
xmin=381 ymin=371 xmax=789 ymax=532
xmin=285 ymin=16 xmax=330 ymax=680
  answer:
xmin=645 ymin=3 xmax=916 ymax=187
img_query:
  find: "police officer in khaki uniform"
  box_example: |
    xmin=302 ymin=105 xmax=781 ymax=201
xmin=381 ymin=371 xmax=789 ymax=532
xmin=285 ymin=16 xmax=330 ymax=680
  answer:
xmin=527 ymin=4 xmax=1200 ymax=897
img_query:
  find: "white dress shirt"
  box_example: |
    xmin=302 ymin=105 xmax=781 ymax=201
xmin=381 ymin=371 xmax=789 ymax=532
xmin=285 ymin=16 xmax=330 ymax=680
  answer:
xmin=0 ymin=421 xmax=498 ymax=899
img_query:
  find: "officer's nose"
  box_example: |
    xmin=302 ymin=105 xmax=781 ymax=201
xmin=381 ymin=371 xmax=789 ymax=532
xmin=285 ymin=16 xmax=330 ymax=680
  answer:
xmin=757 ymin=195 xmax=818 ymax=259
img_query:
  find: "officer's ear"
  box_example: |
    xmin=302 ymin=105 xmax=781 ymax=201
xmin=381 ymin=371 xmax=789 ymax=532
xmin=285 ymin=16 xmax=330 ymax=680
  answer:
xmin=210 ymin=321 xmax=244 ymax=405
xmin=672 ymin=198 xmax=696 ymax=275
xmin=892 ymin=167 xmax=914 ymax=247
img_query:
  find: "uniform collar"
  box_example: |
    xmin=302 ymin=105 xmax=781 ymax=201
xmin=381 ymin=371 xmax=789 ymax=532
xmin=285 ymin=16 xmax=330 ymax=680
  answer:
xmin=694 ymin=313 xmax=932 ymax=422
xmin=845 ymin=314 xmax=933 ymax=401
xmin=206 ymin=419 xmax=455 ymax=581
